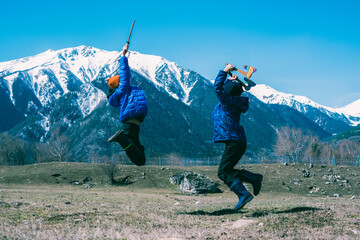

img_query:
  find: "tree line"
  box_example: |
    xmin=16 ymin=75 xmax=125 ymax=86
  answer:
xmin=1 ymin=126 xmax=359 ymax=166
xmin=275 ymin=126 xmax=360 ymax=165
xmin=0 ymin=128 xmax=70 ymax=165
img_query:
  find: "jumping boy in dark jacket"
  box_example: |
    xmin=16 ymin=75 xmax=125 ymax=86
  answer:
xmin=213 ymin=63 xmax=263 ymax=210
xmin=107 ymin=44 xmax=147 ymax=166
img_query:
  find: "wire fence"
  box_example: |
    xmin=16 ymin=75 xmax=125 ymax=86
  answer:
xmin=105 ymin=155 xmax=360 ymax=167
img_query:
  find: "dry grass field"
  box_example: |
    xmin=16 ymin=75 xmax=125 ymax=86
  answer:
xmin=1 ymin=162 xmax=360 ymax=239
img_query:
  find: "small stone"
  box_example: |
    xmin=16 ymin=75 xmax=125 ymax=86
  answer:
xmin=350 ymin=196 xmax=356 ymax=199
xmin=10 ymin=201 xmax=22 ymax=207
xmin=283 ymin=162 xmax=288 ymax=166
xmin=258 ymin=222 xmax=264 ymax=226
xmin=333 ymin=193 xmax=341 ymax=197
xmin=166 ymin=168 xmax=170 ymax=170
xmin=195 ymin=201 xmax=201 ymax=205
xmin=352 ymin=230 xmax=360 ymax=236
xmin=174 ymin=202 xmax=180 ymax=206
xmin=160 ymin=167 xmax=165 ymax=170
xmin=325 ymin=182 xmax=330 ymax=185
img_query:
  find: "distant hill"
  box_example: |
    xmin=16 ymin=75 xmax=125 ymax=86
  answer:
xmin=333 ymin=125 xmax=360 ymax=142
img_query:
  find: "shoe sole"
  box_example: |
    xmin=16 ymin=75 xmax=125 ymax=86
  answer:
xmin=254 ymin=175 xmax=263 ymax=196
xmin=108 ymin=130 xmax=124 ymax=143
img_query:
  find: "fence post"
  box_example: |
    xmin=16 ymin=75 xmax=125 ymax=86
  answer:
xmin=333 ymin=155 xmax=336 ymax=166
xmin=207 ymin=158 xmax=210 ymax=166
xmin=358 ymin=155 xmax=360 ymax=166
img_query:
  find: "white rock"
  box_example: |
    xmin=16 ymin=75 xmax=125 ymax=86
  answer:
xmin=174 ymin=202 xmax=180 ymax=206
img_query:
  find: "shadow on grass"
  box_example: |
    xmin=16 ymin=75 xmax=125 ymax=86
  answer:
xmin=180 ymin=208 xmax=247 ymax=216
xmin=248 ymin=206 xmax=322 ymax=218
xmin=181 ymin=206 xmax=321 ymax=217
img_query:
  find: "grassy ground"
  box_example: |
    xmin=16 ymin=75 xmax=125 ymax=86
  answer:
xmin=1 ymin=162 xmax=360 ymax=239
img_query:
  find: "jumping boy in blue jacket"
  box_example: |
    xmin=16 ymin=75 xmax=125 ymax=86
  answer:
xmin=107 ymin=44 xmax=147 ymax=166
xmin=213 ymin=63 xmax=263 ymax=210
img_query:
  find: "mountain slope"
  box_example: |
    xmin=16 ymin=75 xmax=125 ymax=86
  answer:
xmin=1 ymin=46 xmax=359 ymax=160
xmin=250 ymin=84 xmax=359 ymax=133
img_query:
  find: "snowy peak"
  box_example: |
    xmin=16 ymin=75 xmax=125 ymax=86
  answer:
xmin=0 ymin=46 xmax=119 ymax=83
xmin=250 ymin=84 xmax=316 ymax=107
xmin=250 ymin=84 xmax=360 ymax=126
xmin=336 ymin=99 xmax=360 ymax=117
xmin=128 ymin=51 xmax=194 ymax=104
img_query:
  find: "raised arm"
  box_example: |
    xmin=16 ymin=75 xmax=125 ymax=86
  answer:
xmin=214 ymin=64 xmax=235 ymax=103
xmin=108 ymin=44 xmax=131 ymax=107
xmin=118 ymin=55 xmax=130 ymax=92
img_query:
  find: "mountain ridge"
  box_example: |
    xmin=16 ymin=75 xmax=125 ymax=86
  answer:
xmin=1 ymin=46 xmax=358 ymax=159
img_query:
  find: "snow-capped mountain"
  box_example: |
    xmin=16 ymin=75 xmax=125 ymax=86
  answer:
xmin=0 ymin=46 xmax=200 ymax=118
xmin=250 ymin=84 xmax=360 ymax=128
xmin=128 ymin=51 xmax=198 ymax=104
xmin=1 ymin=46 xmax=359 ymax=159
xmin=337 ymin=99 xmax=360 ymax=117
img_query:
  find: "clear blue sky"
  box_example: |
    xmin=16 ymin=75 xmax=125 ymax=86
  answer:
xmin=1 ymin=0 xmax=360 ymax=107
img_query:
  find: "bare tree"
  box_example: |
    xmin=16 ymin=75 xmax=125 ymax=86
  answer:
xmin=48 ymin=127 xmax=70 ymax=162
xmin=31 ymin=142 xmax=54 ymax=163
xmin=337 ymin=139 xmax=360 ymax=163
xmin=98 ymin=154 xmax=131 ymax=185
xmin=0 ymin=133 xmax=27 ymax=165
xmin=275 ymin=126 xmax=312 ymax=163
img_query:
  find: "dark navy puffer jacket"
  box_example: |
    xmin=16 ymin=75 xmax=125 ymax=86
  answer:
xmin=212 ymin=70 xmax=249 ymax=143
xmin=108 ymin=56 xmax=147 ymax=122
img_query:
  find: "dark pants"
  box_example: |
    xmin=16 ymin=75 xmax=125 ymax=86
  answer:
xmin=122 ymin=122 xmax=146 ymax=166
xmin=218 ymin=141 xmax=247 ymax=187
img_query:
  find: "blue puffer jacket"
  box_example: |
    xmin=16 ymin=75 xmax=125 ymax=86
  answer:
xmin=212 ymin=70 xmax=249 ymax=143
xmin=108 ymin=56 xmax=148 ymax=122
